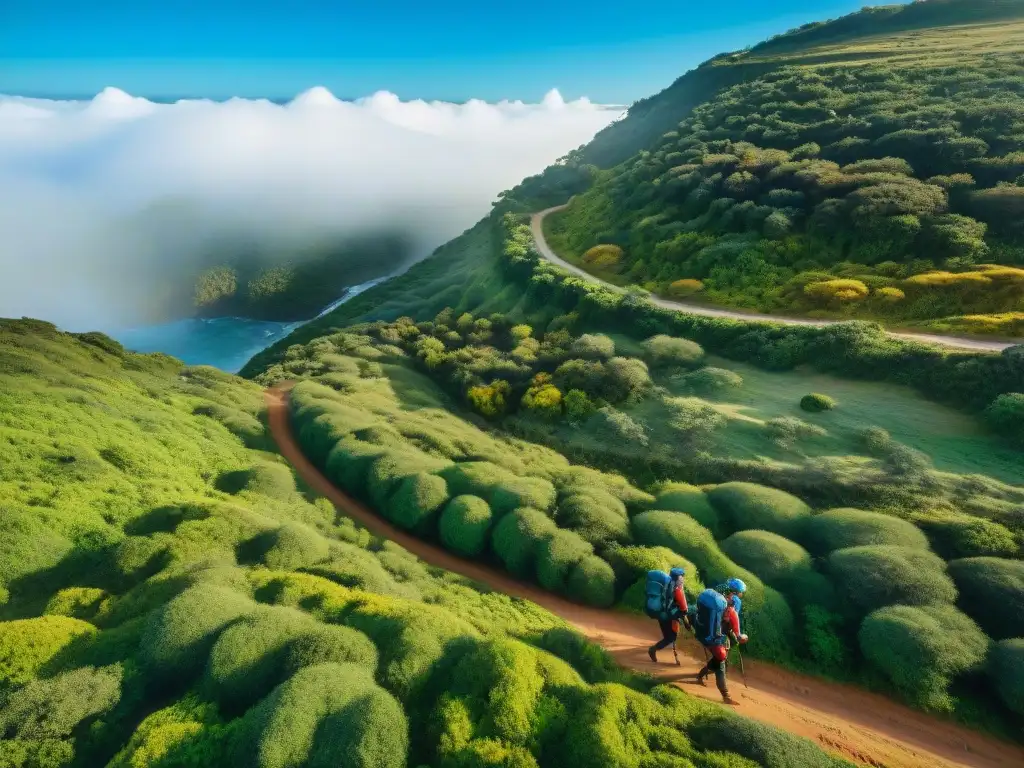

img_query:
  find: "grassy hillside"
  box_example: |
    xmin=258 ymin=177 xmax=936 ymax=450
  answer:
xmin=0 ymin=318 xmax=862 ymax=768
xmin=545 ymin=1 xmax=1024 ymax=330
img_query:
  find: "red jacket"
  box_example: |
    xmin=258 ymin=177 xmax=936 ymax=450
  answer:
xmin=669 ymin=581 xmax=688 ymax=632
xmin=723 ymin=605 xmax=740 ymax=638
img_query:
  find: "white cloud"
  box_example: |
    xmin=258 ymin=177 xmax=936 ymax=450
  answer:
xmin=0 ymin=86 xmax=620 ymax=330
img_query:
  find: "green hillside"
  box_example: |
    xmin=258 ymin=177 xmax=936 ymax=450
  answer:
xmin=543 ymin=0 xmax=1024 ymax=331
xmin=0 ymin=318 xmax=860 ymax=768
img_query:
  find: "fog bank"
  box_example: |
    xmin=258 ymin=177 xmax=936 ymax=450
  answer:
xmin=0 ymin=87 xmax=620 ymax=329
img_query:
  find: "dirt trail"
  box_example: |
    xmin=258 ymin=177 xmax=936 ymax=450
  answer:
xmin=530 ymin=204 xmax=1019 ymax=353
xmin=265 ymin=383 xmax=1023 ymax=768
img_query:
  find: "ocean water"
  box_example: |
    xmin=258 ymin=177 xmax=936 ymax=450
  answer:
xmin=111 ymin=277 xmax=386 ymax=373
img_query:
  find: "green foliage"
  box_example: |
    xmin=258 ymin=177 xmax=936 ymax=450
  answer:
xmin=947 ymin=557 xmax=1024 ymax=640
xmin=439 ymin=495 xmax=494 ymax=557
xmin=536 ymin=530 xmax=594 ymax=594
xmin=44 ymin=588 xmax=108 ymax=621
xmin=642 ymin=335 xmax=705 ymax=370
xmin=205 ymin=605 xmax=377 ymax=713
xmin=570 ymin=334 xmax=616 ymax=360
xmin=720 ymin=531 xmax=811 ymax=586
xmin=688 ymin=710 xmax=852 ymax=768
xmin=676 ymin=367 xmax=743 ymax=394
xmin=911 ymin=511 xmax=1018 ymax=559
xmin=801 ymin=605 xmax=846 ymax=671
xmin=826 ymin=546 xmax=957 ymax=615
xmin=440 ymin=463 xmax=556 ymax=516
xmin=557 ymin=491 xmax=630 ymax=548
xmin=139 ymin=585 xmax=254 ymax=682
xmin=386 ymin=473 xmax=450 ymax=533
xmin=984 ymin=393 xmax=1024 ymax=445
xmin=491 ymin=508 xmax=558 ymax=578
xmin=706 ymin=483 xmax=811 ymax=538
xmin=258 ymin=523 xmax=331 ymax=570
xmin=238 ymin=662 xmax=408 ymax=768
xmin=567 ymin=555 xmax=616 ymax=608
xmin=800 ymin=393 xmax=837 ymax=413
xmin=651 ymin=484 xmax=722 ymax=538
xmin=0 ymin=665 xmax=122 ymax=740
xmin=858 ymin=604 xmax=988 ymax=711
xmin=564 ymin=389 xmax=596 ymax=423
xmin=989 ymin=639 xmax=1024 ymax=716
xmin=801 ymin=508 xmax=930 ymax=555
xmin=0 ymin=616 xmax=96 ymax=688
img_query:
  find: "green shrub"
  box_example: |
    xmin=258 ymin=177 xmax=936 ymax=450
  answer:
xmin=367 ymin=450 xmax=449 ymax=510
xmin=706 ymin=483 xmax=811 ymax=538
xmin=385 ymin=472 xmax=449 ymax=533
xmin=911 ymin=512 xmax=1018 ymax=559
xmin=557 ymin=492 xmax=630 ymax=548
xmin=260 ymin=523 xmax=330 ymax=570
xmin=689 ymin=710 xmax=851 ymax=768
xmin=0 ymin=504 xmax=72 ymax=592
xmin=720 ymin=531 xmax=811 ymax=586
xmin=234 ymin=462 xmax=297 ymax=500
xmin=800 ymin=393 xmax=836 ymax=412
xmin=652 ymin=484 xmax=722 ymax=537
xmin=439 ymin=495 xmax=494 ymax=557
xmin=323 ymin=439 xmax=386 ymax=497
xmin=988 ymin=639 xmax=1024 ymax=716
xmin=605 ymin=546 xmax=701 ymax=598
xmin=111 ymin=536 xmax=168 ymax=582
xmin=677 ymin=367 xmax=743 ymax=393
xmin=570 ymin=334 xmax=616 ymax=360
xmin=642 ymin=335 xmax=705 ymax=369
xmin=536 ymin=530 xmax=594 ymax=593
xmin=533 ymin=627 xmax=621 ymax=684
xmin=827 ymin=546 xmax=956 ymax=615
xmin=947 ymin=557 xmax=1024 ymax=640
xmin=802 ymin=605 xmax=846 ymax=671
xmin=802 ymin=508 xmax=930 ymax=555
xmin=0 ymin=665 xmax=121 ymax=740
xmin=240 ymin=662 xmax=407 ymax=768
xmin=984 ymin=392 xmax=1024 ymax=444
xmin=0 ymin=616 xmax=96 ymax=688
xmin=440 ymin=462 xmax=556 ymax=515
xmin=491 ymin=508 xmax=558 ymax=578
xmin=205 ymin=605 xmax=377 ymax=712
xmin=567 ymin=555 xmax=616 ymax=608
xmin=44 ymin=588 xmax=108 ymax=621
xmin=139 ymin=585 xmax=254 ymax=682
xmin=858 ymin=605 xmax=988 ymax=711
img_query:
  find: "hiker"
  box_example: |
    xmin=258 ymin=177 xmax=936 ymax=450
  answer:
xmin=692 ymin=578 xmax=748 ymax=705
xmin=646 ymin=566 xmax=690 ymax=663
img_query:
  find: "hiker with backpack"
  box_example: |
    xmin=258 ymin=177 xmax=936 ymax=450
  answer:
xmin=692 ymin=578 xmax=748 ymax=705
xmin=645 ymin=566 xmax=691 ymax=664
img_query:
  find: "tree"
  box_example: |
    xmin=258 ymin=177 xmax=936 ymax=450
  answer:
xmin=467 ymin=380 xmax=510 ymax=418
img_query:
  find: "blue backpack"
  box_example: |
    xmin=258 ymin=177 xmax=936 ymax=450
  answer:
xmin=693 ymin=588 xmax=727 ymax=646
xmin=644 ymin=568 xmax=685 ymax=620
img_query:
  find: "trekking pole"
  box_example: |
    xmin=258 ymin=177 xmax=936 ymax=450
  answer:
xmin=734 ymin=645 xmax=748 ymax=688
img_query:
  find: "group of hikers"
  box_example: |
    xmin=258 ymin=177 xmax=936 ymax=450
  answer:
xmin=645 ymin=567 xmax=748 ymax=705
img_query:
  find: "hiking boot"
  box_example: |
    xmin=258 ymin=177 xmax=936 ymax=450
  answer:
xmin=695 ymin=669 xmax=709 ymax=686
xmin=721 ymin=692 xmax=739 ymax=706
xmin=648 ymin=646 xmax=658 ymax=663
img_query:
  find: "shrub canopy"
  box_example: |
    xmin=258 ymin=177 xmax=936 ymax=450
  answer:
xmin=802 ymin=508 xmax=930 ymax=555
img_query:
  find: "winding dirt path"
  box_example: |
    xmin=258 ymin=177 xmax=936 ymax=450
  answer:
xmin=531 ymin=204 xmax=1019 ymax=353
xmin=266 ymin=382 xmax=1022 ymax=768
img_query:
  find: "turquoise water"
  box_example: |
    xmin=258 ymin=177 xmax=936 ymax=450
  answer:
xmin=111 ymin=278 xmax=386 ymax=373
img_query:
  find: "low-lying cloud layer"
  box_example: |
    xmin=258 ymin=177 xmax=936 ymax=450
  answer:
xmin=0 ymin=87 xmax=620 ymax=330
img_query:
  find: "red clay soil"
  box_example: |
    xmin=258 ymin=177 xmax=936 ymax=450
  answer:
xmin=266 ymin=383 xmax=1024 ymax=768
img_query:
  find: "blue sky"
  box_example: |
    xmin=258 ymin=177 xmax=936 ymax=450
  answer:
xmin=1 ymin=1 xmax=866 ymax=102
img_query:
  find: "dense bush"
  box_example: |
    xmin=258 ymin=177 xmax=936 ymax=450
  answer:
xmin=385 ymin=472 xmax=450 ymax=533
xmin=858 ymin=604 xmax=988 ymax=711
xmin=490 ymin=507 xmax=559 ymax=578
xmin=44 ymin=588 xmax=108 ymax=621
xmin=139 ymin=585 xmax=254 ymax=682
xmin=651 ymin=484 xmax=723 ymax=537
xmin=989 ymin=639 xmax=1024 ymax=716
xmin=800 ymin=393 xmax=837 ymax=413
xmin=0 ymin=616 xmax=96 ymax=688
xmin=570 ymin=333 xmax=616 ymax=360
xmin=557 ymin=491 xmax=630 ymax=548
xmin=567 ymin=555 xmax=616 ymax=608
xmin=258 ymin=522 xmax=330 ymax=570
xmin=439 ymin=495 xmax=494 ymax=557
xmin=947 ymin=557 xmax=1024 ymax=640
xmin=984 ymin=392 xmax=1024 ymax=444
xmin=677 ymin=366 xmax=743 ymax=393
xmin=0 ymin=665 xmax=122 ymax=741
xmin=440 ymin=462 xmax=557 ymax=515
xmin=827 ymin=546 xmax=957 ymax=615
xmin=801 ymin=508 xmax=930 ymax=555
xmin=535 ymin=529 xmax=594 ymax=593
xmin=239 ymin=662 xmax=407 ymax=768
xmin=911 ymin=511 xmax=1018 ymax=559
xmin=706 ymin=482 xmax=811 ymax=538
xmin=720 ymin=531 xmax=812 ymax=586
xmin=642 ymin=335 xmax=705 ymax=369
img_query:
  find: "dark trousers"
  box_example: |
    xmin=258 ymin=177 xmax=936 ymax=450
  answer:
xmin=698 ymin=648 xmax=729 ymax=695
xmin=653 ymin=619 xmax=677 ymax=651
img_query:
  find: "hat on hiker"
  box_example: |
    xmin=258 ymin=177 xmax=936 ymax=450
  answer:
xmin=725 ymin=578 xmax=747 ymax=595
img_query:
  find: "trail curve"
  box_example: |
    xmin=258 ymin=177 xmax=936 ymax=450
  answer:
xmin=531 ymin=204 xmax=1019 ymax=353
xmin=265 ymin=382 xmax=1024 ymax=768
